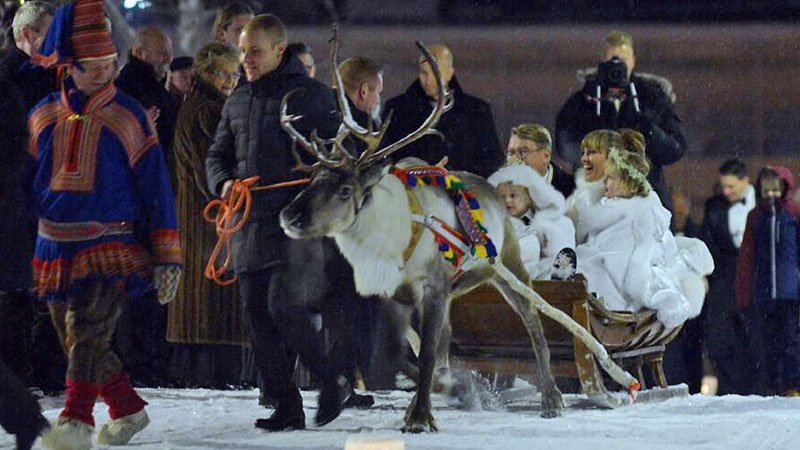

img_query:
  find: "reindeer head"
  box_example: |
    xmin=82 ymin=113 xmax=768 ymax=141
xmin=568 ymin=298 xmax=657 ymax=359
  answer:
xmin=279 ymin=27 xmax=453 ymax=239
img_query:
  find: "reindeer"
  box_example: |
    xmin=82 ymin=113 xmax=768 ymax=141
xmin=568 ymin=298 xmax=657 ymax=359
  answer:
xmin=278 ymin=33 xmax=564 ymax=432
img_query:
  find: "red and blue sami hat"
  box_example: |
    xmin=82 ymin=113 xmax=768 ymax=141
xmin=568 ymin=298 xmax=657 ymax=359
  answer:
xmin=33 ymin=0 xmax=117 ymax=68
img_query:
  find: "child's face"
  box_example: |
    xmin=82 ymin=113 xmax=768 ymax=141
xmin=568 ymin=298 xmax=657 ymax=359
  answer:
xmin=604 ymin=170 xmax=631 ymax=198
xmin=497 ymin=183 xmax=531 ymax=218
xmin=760 ymin=176 xmax=784 ymax=199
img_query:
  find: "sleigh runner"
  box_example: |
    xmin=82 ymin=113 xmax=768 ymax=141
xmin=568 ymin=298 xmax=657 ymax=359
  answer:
xmin=450 ymin=274 xmax=687 ymax=408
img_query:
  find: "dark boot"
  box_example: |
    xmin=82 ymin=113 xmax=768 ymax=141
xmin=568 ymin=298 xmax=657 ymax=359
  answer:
xmin=315 ymin=376 xmax=351 ymax=427
xmin=255 ymin=389 xmax=305 ymax=432
xmin=343 ymin=392 xmax=374 ymax=409
xmin=14 ymin=414 xmax=49 ymax=450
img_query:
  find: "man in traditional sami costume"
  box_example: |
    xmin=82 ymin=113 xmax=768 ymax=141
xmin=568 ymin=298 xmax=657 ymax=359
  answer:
xmin=27 ymin=0 xmax=182 ymax=448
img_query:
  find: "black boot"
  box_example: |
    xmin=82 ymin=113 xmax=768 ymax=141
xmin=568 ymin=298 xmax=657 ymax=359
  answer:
xmin=343 ymin=392 xmax=374 ymax=409
xmin=315 ymin=376 xmax=352 ymax=427
xmin=14 ymin=414 xmax=49 ymax=450
xmin=255 ymin=389 xmax=305 ymax=432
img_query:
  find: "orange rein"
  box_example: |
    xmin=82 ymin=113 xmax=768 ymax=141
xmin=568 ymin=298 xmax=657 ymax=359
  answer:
xmin=203 ymin=176 xmax=311 ymax=286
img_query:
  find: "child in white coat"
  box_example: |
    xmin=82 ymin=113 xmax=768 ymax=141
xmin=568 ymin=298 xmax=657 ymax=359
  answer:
xmin=489 ymin=162 xmax=576 ymax=280
xmin=575 ymin=131 xmax=714 ymax=328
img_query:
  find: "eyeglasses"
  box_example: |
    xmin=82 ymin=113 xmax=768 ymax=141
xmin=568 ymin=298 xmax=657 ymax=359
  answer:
xmin=508 ymin=146 xmax=546 ymax=159
xmin=207 ymin=69 xmax=240 ymax=83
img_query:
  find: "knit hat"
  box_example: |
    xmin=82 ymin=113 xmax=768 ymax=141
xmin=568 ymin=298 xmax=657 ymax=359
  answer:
xmin=33 ymin=0 xmax=117 ymax=68
xmin=170 ymin=56 xmax=194 ymax=72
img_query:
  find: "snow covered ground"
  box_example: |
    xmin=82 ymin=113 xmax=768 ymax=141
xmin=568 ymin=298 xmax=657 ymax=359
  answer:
xmin=3 ymin=387 xmax=800 ymax=449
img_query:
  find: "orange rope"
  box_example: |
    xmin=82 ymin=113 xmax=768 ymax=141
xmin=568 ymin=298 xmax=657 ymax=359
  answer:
xmin=203 ymin=176 xmax=311 ymax=286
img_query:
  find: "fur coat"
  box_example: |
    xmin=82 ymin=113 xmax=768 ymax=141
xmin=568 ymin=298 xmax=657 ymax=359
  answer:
xmin=576 ymin=192 xmax=714 ymax=328
xmin=566 ymin=168 xmax=606 ymax=245
xmin=489 ymin=164 xmax=576 ymax=279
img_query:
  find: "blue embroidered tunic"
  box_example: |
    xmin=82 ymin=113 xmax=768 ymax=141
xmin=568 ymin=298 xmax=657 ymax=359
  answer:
xmin=28 ymin=80 xmax=182 ymax=302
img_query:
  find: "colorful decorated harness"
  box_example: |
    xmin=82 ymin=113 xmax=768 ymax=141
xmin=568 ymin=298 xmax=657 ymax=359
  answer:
xmin=392 ymin=165 xmax=497 ymax=278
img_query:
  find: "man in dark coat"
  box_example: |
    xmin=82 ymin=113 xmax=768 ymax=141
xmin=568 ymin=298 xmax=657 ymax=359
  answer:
xmin=116 ymin=27 xmax=177 ymax=181
xmin=699 ymin=159 xmax=758 ymax=394
xmin=0 ymin=1 xmax=56 ymax=112
xmin=337 ymin=56 xmax=383 ymax=156
xmin=382 ymin=44 xmax=505 ymax=178
xmin=0 ymin=79 xmax=35 ymax=382
xmin=0 ymin=1 xmax=65 ymax=395
xmin=554 ymin=30 xmax=685 ymax=214
xmin=114 ymin=26 xmax=178 ymax=388
xmin=206 ymin=14 xmax=352 ymax=431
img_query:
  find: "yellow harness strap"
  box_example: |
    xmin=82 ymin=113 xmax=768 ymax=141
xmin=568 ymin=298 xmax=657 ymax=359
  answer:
xmin=403 ymin=187 xmax=426 ymax=262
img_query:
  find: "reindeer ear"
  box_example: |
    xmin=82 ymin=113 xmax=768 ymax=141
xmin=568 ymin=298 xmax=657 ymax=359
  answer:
xmin=358 ymin=159 xmax=392 ymax=189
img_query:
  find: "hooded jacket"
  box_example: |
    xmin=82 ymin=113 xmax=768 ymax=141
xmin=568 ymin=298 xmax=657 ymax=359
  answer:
xmin=488 ymin=164 xmax=575 ymax=279
xmin=735 ymin=166 xmax=799 ymax=308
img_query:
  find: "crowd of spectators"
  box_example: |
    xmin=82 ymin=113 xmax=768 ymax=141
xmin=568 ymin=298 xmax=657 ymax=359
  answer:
xmin=1 ymin=1 xmax=799 ymax=447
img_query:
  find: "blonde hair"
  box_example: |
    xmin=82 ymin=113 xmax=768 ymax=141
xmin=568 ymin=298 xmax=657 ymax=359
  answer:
xmin=338 ymin=57 xmax=382 ymax=94
xmin=213 ymin=1 xmax=254 ymax=42
xmin=511 ymin=124 xmax=552 ymax=150
xmin=604 ymin=129 xmax=651 ymax=197
xmin=242 ymin=14 xmax=287 ymax=47
xmin=604 ymin=30 xmax=634 ymax=51
xmin=580 ymin=128 xmax=644 ymax=159
xmin=497 ymin=182 xmax=533 ymax=215
xmin=194 ymin=42 xmax=241 ymax=82
xmin=11 ymin=1 xmax=55 ymax=42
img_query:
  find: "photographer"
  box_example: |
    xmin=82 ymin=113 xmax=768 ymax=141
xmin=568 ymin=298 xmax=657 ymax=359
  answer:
xmin=555 ymin=30 xmax=686 ymax=215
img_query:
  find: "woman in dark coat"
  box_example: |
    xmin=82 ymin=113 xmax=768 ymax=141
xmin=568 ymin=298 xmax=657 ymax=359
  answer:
xmin=167 ymin=42 xmax=247 ymax=387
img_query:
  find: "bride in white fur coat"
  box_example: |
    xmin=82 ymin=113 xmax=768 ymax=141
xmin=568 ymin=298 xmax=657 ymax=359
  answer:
xmin=574 ymin=131 xmax=714 ymax=328
xmin=565 ymin=130 xmax=613 ymax=245
xmin=489 ymin=162 xmax=576 ymax=280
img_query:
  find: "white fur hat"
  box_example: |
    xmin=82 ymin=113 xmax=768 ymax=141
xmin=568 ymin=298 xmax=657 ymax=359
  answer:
xmin=488 ymin=163 xmax=567 ymax=214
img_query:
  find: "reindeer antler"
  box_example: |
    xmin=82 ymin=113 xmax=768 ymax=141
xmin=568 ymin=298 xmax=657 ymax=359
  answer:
xmin=281 ymin=26 xmax=454 ymax=172
xmin=280 ymin=88 xmax=349 ymax=171
xmin=355 ymin=40 xmax=454 ymax=168
xmin=330 ymin=24 xmax=392 ymax=155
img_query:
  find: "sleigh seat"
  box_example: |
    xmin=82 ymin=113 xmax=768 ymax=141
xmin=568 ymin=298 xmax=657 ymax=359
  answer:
xmin=449 ymin=274 xmax=683 ymax=404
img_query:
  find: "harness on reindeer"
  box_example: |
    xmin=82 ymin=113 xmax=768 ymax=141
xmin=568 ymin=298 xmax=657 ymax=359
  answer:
xmin=394 ymin=164 xmax=497 ymax=280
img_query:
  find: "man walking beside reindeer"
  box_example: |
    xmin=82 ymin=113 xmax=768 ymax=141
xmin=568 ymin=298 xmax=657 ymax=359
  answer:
xmin=205 ymin=14 xmax=356 ymax=431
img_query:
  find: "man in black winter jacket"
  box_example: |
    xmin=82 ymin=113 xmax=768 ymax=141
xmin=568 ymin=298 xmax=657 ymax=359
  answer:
xmin=206 ymin=14 xmax=352 ymax=432
xmin=0 ymin=6 xmax=67 ymax=393
xmin=116 ymin=27 xmax=178 ymax=180
xmin=382 ymin=44 xmax=505 ymax=178
xmin=114 ymin=27 xmax=178 ymax=389
xmin=0 ymin=1 xmax=55 ymax=112
xmin=555 ymin=30 xmax=685 ymax=214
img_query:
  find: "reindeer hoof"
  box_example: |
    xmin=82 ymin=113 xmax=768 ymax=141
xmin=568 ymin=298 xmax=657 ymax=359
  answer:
xmin=401 ymin=416 xmax=438 ymax=433
xmin=402 ymin=396 xmax=438 ymax=433
xmin=540 ymin=386 xmax=564 ymax=419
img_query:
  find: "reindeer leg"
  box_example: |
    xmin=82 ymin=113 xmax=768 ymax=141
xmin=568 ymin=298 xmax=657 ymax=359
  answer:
xmin=402 ymin=278 xmax=449 ymax=433
xmin=432 ymin=318 xmax=453 ymax=393
xmin=491 ymin=276 xmax=564 ymax=418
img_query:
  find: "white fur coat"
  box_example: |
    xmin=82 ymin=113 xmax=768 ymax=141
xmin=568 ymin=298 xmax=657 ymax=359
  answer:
xmin=489 ymin=164 xmax=576 ymax=279
xmin=565 ymin=168 xmax=606 ymax=245
xmin=575 ymin=192 xmax=714 ymax=328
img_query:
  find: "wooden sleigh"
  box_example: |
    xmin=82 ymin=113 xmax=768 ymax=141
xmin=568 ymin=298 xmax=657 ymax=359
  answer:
xmin=449 ymin=274 xmax=685 ymax=407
